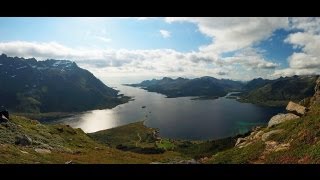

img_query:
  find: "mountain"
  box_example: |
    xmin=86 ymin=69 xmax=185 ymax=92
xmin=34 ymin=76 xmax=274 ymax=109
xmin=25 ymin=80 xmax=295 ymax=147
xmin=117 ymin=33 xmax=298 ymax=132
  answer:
xmin=239 ymin=75 xmax=319 ymax=106
xmin=0 ymin=54 xmax=129 ymax=113
xmin=127 ymin=76 xmax=244 ymax=98
xmin=241 ymin=77 xmax=272 ymax=91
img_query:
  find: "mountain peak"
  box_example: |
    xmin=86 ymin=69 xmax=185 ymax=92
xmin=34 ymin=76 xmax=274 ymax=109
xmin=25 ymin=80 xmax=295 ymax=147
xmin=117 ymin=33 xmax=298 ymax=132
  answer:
xmin=162 ymin=77 xmax=173 ymax=81
xmin=0 ymin=54 xmax=128 ymax=113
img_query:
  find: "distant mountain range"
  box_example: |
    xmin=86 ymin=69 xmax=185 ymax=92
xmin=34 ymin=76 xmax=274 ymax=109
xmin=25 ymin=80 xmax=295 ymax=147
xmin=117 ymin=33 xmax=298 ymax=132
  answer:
xmin=0 ymin=54 xmax=129 ymax=113
xmin=127 ymin=75 xmax=319 ymax=106
xmin=240 ymin=75 xmax=319 ymax=106
xmin=127 ymin=76 xmax=244 ymax=98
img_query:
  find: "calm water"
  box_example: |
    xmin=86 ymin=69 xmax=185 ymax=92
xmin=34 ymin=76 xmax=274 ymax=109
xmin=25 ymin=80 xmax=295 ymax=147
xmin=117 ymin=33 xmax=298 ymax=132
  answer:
xmin=56 ymin=85 xmax=285 ymax=140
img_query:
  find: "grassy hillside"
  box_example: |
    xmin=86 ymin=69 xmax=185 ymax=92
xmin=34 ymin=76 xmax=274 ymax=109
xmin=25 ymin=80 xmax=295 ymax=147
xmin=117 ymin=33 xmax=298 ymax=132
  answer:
xmin=90 ymin=121 xmax=241 ymax=160
xmin=206 ymin=103 xmax=320 ymax=164
xmin=0 ymin=116 xmax=184 ymax=163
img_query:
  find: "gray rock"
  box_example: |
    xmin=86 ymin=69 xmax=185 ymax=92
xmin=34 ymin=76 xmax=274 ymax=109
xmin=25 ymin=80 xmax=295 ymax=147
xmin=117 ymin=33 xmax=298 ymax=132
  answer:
xmin=15 ymin=135 xmax=32 ymax=146
xmin=65 ymin=160 xmax=73 ymax=164
xmin=253 ymin=130 xmax=264 ymax=139
xmin=286 ymin=101 xmax=306 ymax=115
xmin=235 ymin=137 xmax=247 ymax=147
xmin=268 ymin=113 xmax=299 ymax=128
xmin=312 ymin=77 xmax=320 ymax=104
xmin=150 ymin=162 xmax=161 ymax=164
xmin=20 ymin=150 xmax=29 ymax=154
xmin=151 ymin=159 xmax=200 ymax=164
xmin=94 ymin=147 xmax=102 ymax=150
xmin=177 ymin=159 xmax=200 ymax=164
xmin=261 ymin=129 xmax=283 ymax=141
xmin=265 ymin=141 xmax=290 ymax=152
xmin=34 ymin=148 xmax=51 ymax=154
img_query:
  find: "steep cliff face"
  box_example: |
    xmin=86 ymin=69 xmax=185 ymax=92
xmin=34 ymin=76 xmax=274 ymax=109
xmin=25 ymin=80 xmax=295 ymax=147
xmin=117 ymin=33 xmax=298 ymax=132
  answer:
xmin=311 ymin=77 xmax=320 ymax=105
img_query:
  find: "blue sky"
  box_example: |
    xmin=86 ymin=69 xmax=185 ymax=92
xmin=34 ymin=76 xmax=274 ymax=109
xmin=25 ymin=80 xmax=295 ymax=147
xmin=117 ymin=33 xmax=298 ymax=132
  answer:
xmin=0 ymin=17 xmax=319 ymax=83
xmin=0 ymin=17 xmax=211 ymax=51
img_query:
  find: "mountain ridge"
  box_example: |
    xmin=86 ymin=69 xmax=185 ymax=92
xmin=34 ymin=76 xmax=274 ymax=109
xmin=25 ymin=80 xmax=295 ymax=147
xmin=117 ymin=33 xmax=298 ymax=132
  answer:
xmin=0 ymin=54 xmax=129 ymax=113
xmin=126 ymin=76 xmax=244 ymax=98
xmin=127 ymin=75 xmax=319 ymax=106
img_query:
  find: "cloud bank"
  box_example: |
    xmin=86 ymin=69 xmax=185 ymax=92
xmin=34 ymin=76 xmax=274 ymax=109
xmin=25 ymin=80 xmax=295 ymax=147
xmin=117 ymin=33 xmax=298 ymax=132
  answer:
xmin=1 ymin=17 xmax=319 ymax=83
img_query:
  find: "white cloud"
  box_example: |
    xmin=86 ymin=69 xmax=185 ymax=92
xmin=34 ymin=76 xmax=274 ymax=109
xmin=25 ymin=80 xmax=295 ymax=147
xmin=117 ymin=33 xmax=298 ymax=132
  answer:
xmin=95 ymin=36 xmax=112 ymax=43
xmin=159 ymin=29 xmax=171 ymax=38
xmin=290 ymin=17 xmax=320 ymax=34
xmin=273 ymin=17 xmax=320 ymax=77
xmin=0 ymin=17 xmax=296 ymax=82
xmin=224 ymin=48 xmax=279 ymax=70
xmin=0 ymin=41 xmax=278 ymax=81
xmin=165 ymin=17 xmax=288 ymax=54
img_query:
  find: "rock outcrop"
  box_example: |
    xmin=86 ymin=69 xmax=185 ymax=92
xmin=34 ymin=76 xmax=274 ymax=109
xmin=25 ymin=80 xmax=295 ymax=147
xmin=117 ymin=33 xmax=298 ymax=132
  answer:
xmin=312 ymin=77 xmax=320 ymax=104
xmin=268 ymin=113 xmax=300 ymax=128
xmin=261 ymin=129 xmax=283 ymax=141
xmin=34 ymin=148 xmax=51 ymax=154
xmin=15 ymin=135 xmax=32 ymax=146
xmin=235 ymin=138 xmax=247 ymax=147
xmin=286 ymin=101 xmax=306 ymax=115
xmin=265 ymin=141 xmax=290 ymax=152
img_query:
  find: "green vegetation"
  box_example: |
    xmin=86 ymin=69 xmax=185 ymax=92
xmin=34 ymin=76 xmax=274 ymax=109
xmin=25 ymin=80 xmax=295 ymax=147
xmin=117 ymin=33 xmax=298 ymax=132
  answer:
xmin=173 ymin=138 xmax=237 ymax=159
xmin=89 ymin=121 xmax=239 ymax=159
xmin=209 ymin=141 xmax=265 ymax=164
xmin=89 ymin=121 xmax=167 ymax=154
xmin=89 ymin=121 xmax=157 ymax=148
xmin=0 ymin=116 xmax=185 ymax=163
xmin=156 ymin=139 xmax=175 ymax=150
xmin=12 ymin=112 xmax=76 ymax=122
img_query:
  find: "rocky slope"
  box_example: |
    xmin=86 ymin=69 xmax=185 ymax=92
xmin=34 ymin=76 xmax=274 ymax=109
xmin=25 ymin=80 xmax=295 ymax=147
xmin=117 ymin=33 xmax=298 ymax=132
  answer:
xmin=207 ymin=77 xmax=320 ymax=164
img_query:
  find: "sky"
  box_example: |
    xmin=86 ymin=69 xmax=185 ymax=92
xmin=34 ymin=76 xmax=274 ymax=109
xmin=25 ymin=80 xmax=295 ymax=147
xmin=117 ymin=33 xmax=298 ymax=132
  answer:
xmin=0 ymin=17 xmax=319 ymax=84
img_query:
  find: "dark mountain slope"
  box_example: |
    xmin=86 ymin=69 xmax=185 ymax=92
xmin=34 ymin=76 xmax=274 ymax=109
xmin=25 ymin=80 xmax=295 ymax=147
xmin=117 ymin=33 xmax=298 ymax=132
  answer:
xmin=239 ymin=75 xmax=319 ymax=106
xmin=0 ymin=54 xmax=129 ymax=113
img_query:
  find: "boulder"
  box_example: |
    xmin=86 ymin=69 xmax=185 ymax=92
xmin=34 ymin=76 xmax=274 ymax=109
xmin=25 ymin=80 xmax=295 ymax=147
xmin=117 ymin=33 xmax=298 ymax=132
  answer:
xmin=179 ymin=159 xmax=199 ymax=164
xmin=34 ymin=148 xmax=51 ymax=154
xmin=235 ymin=137 xmax=247 ymax=147
xmin=286 ymin=101 xmax=306 ymax=115
xmin=65 ymin=160 xmax=73 ymax=164
xmin=15 ymin=135 xmax=32 ymax=146
xmin=268 ymin=113 xmax=299 ymax=128
xmin=265 ymin=141 xmax=290 ymax=152
xmin=261 ymin=129 xmax=283 ymax=141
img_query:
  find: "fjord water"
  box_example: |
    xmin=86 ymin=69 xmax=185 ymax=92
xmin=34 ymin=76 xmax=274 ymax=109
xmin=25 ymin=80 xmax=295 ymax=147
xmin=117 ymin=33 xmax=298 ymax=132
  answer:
xmin=58 ymin=85 xmax=284 ymax=140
